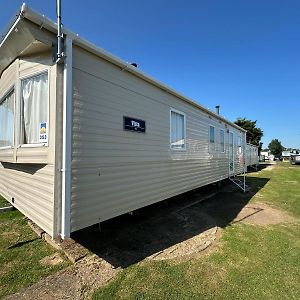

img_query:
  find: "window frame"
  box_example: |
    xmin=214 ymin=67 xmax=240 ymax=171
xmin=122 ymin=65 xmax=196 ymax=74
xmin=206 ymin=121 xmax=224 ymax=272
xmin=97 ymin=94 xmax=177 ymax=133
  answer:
xmin=170 ymin=108 xmax=186 ymax=151
xmin=208 ymin=125 xmax=215 ymax=153
xmin=237 ymin=134 xmax=243 ymax=154
xmin=18 ymin=69 xmax=50 ymax=148
xmin=0 ymin=86 xmax=15 ymax=150
xmin=220 ymin=129 xmax=225 ymax=153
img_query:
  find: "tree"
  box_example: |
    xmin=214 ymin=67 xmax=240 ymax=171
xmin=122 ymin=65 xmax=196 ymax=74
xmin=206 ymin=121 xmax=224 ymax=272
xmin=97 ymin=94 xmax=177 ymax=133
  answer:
xmin=234 ymin=118 xmax=263 ymax=146
xmin=268 ymin=139 xmax=284 ymax=156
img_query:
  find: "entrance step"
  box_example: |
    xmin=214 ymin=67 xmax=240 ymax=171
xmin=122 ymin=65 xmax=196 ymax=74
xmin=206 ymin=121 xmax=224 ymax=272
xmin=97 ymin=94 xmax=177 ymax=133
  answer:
xmin=229 ymin=176 xmax=250 ymax=192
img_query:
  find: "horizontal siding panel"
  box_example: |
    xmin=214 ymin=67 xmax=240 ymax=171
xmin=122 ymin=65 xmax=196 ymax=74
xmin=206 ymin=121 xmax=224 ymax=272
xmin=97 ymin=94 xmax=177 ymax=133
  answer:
xmin=0 ymin=163 xmax=55 ymax=236
xmin=0 ymin=149 xmax=14 ymax=163
xmin=72 ymin=168 xmax=225 ymax=200
xmin=71 ymin=174 xmax=227 ymax=231
xmin=72 ymin=172 xmax=224 ymax=211
xmin=2 ymin=171 xmax=54 ymax=195
xmin=71 ymin=46 xmax=246 ymax=232
xmin=0 ymin=179 xmax=53 ymax=219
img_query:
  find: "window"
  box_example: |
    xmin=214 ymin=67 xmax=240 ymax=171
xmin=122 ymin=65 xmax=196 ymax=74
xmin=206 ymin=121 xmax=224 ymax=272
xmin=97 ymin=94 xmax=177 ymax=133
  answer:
xmin=209 ymin=125 xmax=215 ymax=152
xmin=229 ymin=132 xmax=234 ymax=172
xmin=237 ymin=136 xmax=242 ymax=154
xmin=0 ymin=90 xmax=14 ymax=148
xmin=229 ymin=132 xmax=233 ymax=146
xmin=170 ymin=109 xmax=185 ymax=150
xmin=20 ymin=72 xmax=48 ymax=145
xmin=220 ymin=129 xmax=225 ymax=152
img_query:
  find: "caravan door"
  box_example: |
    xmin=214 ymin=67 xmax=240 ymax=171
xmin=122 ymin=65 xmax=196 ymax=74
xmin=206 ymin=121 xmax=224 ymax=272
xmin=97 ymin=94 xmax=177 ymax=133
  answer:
xmin=229 ymin=132 xmax=234 ymax=176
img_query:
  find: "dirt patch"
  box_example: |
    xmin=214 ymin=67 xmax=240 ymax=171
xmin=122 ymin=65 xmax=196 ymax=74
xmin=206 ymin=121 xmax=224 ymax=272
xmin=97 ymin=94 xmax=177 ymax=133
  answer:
xmin=73 ymin=200 xmax=219 ymax=268
xmin=1 ymin=231 xmax=20 ymax=240
xmin=233 ymin=202 xmax=296 ymax=226
xmin=40 ymin=253 xmax=64 ymax=266
xmin=5 ymin=255 xmax=118 ymax=300
xmin=146 ymin=211 xmax=218 ymax=261
xmin=264 ymin=165 xmax=275 ymax=171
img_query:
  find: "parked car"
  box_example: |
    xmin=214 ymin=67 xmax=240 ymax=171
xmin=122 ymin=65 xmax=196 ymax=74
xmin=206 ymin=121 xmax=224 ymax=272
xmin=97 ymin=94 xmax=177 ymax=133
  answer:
xmin=290 ymin=150 xmax=300 ymax=165
xmin=290 ymin=155 xmax=300 ymax=165
xmin=274 ymin=155 xmax=283 ymax=161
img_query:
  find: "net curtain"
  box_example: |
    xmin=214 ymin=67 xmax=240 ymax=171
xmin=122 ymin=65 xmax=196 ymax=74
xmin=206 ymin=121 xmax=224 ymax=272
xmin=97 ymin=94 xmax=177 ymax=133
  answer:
xmin=21 ymin=73 xmax=48 ymax=144
xmin=0 ymin=91 xmax=14 ymax=147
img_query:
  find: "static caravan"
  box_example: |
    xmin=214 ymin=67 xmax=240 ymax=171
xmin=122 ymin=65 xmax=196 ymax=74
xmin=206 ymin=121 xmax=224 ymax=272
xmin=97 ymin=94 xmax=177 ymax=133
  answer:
xmin=245 ymin=144 xmax=259 ymax=169
xmin=0 ymin=4 xmax=247 ymax=239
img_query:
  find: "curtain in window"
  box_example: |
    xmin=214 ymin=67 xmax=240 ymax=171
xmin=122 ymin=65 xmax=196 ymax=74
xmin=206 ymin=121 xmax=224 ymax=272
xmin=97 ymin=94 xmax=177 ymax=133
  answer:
xmin=171 ymin=111 xmax=184 ymax=149
xmin=0 ymin=91 xmax=14 ymax=147
xmin=209 ymin=126 xmax=215 ymax=152
xmin=209 ymin=126 xmax=215 ymax=143
xmin=21 ymin=73 xmax=48 ymax=144
xmin=220 ymin=130 xmax=225 ymax=152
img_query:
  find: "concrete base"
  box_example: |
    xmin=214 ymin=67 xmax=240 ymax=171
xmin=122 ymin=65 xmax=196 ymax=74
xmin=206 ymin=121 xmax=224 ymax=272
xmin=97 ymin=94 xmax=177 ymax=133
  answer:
xmin=27 ymin=219 xmax=88 ymax=264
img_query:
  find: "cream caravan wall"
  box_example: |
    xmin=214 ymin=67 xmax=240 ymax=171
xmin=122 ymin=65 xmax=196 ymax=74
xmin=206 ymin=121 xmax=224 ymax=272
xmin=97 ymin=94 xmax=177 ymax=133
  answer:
xmin=246 ymin=144 xmax=259 ymax=167
xmin=0 ymin=52 xmax=58 ymax=236
xmin=70 ymin=46 xmax=245 ymax=232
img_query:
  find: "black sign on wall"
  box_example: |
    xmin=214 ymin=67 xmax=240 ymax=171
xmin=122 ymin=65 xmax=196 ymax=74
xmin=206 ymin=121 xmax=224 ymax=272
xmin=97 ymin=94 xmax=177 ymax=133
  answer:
xmin=124 ymin=116 xmax=146 ymax=133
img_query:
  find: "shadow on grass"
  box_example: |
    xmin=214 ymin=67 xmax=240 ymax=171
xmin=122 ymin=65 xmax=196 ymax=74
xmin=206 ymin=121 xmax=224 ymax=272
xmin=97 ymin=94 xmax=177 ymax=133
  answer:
xmin=246 ymin=163 xmax=274 ymax=173
xmin=8 ymin=237 xmax=39 ymax=249
xmin=72 ymin=176 xmax=269 ymax=268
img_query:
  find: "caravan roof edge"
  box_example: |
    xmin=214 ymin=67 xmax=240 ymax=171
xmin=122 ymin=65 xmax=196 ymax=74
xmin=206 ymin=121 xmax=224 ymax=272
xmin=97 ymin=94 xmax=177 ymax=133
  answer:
xmin=1 ymin=3 xmax=246 ymax=133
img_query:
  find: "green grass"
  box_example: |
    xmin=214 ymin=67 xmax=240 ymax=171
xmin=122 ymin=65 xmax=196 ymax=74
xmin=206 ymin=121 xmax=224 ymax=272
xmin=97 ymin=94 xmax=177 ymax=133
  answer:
xmin=248 ymin=162 xmax=300 ymax=217
xmin=0 ymin=195 xmax=70 ymax=298
xmin=0 ymin=196 xmax=10 ymax=207
xmin=93 ymin=163 xmax=300 ymax=300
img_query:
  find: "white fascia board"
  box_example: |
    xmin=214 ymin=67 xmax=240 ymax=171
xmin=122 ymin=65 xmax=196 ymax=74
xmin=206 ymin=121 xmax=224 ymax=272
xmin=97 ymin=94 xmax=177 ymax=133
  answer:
xmin=0 ymin=16 xmax=21 ymax=48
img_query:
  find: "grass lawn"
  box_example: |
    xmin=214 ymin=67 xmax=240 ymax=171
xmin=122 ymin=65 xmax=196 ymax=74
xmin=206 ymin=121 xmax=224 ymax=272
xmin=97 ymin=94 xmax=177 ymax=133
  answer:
xmin=0 ymin=195 xmax=70 ymax=298
xmin=0 ymin=195 xmax=10 ymax=207
xmin=93 ymin=162 xmax=300 ymax=300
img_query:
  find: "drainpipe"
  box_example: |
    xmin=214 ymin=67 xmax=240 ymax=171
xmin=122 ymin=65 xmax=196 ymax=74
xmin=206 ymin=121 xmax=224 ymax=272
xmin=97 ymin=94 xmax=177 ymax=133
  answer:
xmin=56 ymin=0 xmax=64 ymax=63
xmin=57 ymin=0 xmax=72 ymax=239
xmin=61 ymin=36 xmax=72 ymax=239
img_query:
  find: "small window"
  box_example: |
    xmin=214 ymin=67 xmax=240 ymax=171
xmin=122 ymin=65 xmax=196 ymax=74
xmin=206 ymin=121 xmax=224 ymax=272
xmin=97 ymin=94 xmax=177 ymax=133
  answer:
xmin=220 ymin=129 xmax=225 ymax=152
xmin=209 ymin=125 xmax=215 ymax=152
xmin=229 ymin=132 xmax=233 ymax=146
xmin=170 ymin=109 xmax=185 ymax=150
xmin=0 ymin=90 xmax=14 ymax=148
xmin=237 ymin=136 xmax=242 ymax=154
xmin=237 ymin=136 xmax=242 ymax=147
xmin=20 ymin=72 xmax=49 ymax=145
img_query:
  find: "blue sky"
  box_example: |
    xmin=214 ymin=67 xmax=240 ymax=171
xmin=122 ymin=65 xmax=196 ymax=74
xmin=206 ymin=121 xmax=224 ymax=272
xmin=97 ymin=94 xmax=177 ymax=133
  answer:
xmin=1 ymin=0 xmax=300 ymax=148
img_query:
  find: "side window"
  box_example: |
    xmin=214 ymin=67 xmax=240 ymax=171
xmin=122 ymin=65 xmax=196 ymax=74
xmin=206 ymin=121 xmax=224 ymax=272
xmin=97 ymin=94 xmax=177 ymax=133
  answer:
xmin=170 ymin=109 xmax=186 ymax=150
xmin=20 ymin=72 xmax=49 ymax=145
xmin=0 ymin=90 xmax=14 ymax=148
xmin=237 ymin=136 xmax=242 ymax=154
xmin=209 ymin=125 xmax=215 ymax=152
xmin=229 ymin=132 xmax=234 ymax=147
xmin=220 ymin=129 xmax=225 ymax=152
